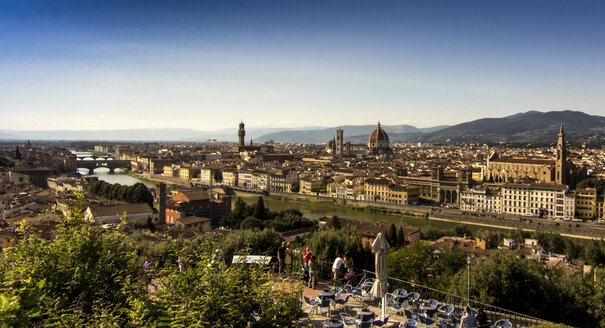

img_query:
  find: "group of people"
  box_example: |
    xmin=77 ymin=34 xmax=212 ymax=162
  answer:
xmin=459 ymin=306 xmax=489 ymax=328
xmin=276 ymin=243 xmax=356 ymax=288
xmin=298 ymin=246 xmax=354 ymax=289
xmin=277 ymin=242 xmax=293 ymax=275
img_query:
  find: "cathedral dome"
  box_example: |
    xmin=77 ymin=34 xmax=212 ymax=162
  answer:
xmin=368 ymin=122 xmax=390 ymax=147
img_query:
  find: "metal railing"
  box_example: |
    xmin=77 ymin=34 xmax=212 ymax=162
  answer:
xmin=354 ymin=268 xmax=551 ymax=328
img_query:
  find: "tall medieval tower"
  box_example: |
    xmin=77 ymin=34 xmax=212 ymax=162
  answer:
xmin=555 ymin=123 xmax=568 ymax=185
xmin=335 ymin=129 xmax=344 ymax=155
xmin=155 ymin=183 xmax=166 ymax=224
xmin=238 ymin=121 xmax=245 ymax=147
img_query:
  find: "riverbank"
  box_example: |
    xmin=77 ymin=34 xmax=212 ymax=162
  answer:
xmin=236 ymin=191 xmax=605 ymax=241
xmin=127 ymin=171 xmax=191 ymax=187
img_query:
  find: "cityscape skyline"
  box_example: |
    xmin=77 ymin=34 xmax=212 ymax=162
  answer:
xmin=1 ymin=1 xmax=604 ymax=131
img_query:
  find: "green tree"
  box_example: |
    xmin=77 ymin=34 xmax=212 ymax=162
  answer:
xmin=585 ymin=240 xmax=605 ymax=267
xmin=0 ymin=203 xmax=151 ymax=326
xmin=109 ymin=183 xmax=121 ymax=199
xmin=432 ymin=247 xmax=468 ymax=290
xmin=14 ymin=146 xmax=22 ymax=160
xmin=387 ymin=223 xmax=399 ymax=248
xmin=220 ymin=228 xmax=284 ymax=261
xmin=422 ymin=227 xmax=446 ymax=241
xmin=331 ymin=216 xmax=341 ymax=230
xmin=156 ymin=254 xmax=302 ymax=327
xmin=305 ymin=228 xmax=373 ymax=272
xmin=397 ymin=227 xmax=406 ymax=246
xmin=240 ymin=216 xmax=265 ymax=230
xmin=213 ymin=169 xmax=223 ymax=183
xmin=100 ymin=182 xmax=112 ymax=198
xmin=388 ymin=242 xmax=435 ymax=284
xmin=453 ymin=224 xmax=473 ymax=238
xmin=222 ymin=197 xmax=250 ymax=228
xmin=253 ymin=196 xmax=267 ymax=221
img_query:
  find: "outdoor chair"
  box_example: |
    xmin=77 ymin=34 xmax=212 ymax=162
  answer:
xmin=385 ymin=295 xmax=406 ymax=319
xmin=356 ymin=320 xmax=373 ymax=328
xmin=303 ymin=296 xmax=319 ymax=313
xmin=317 ymin=297 xmax=332 ymax=316
xmin=392 ymin=288 xmax=408 ymax=303
xmin=333 ymin=287 xmax=344 ymax=298
xmin=363 ymin=277 xmax=376 ymax=284
xmin=301 ymin=304 xmax=314 ymax=323
xmin=493 ymin=319 xmax=512 ymax=328
xmin=340 ymin=313 xmax=357 ymax=327
xmin=408 ymin=292 xmax=420 ymax=307
xmin=436 ymin=304 xmax=455 ymax=320
xmin=417 ymin=313 xmax=435 ymax=326
xmin=399 ymin=318 xmax=418 ymax=328
xmin=438 ymin=319 xmax=455 ymax=328
xmin=372 ymin=314 xmax=390 ymax=327
xmin=393 ymin=288 xmax=407 ymax=296
xmin=334 ymin=294 xmax=351 ymax=312
xmin=345 ymin=285 xmax=369 ymax=306
xmin=359 ymin=278 xmax=375 ymax=293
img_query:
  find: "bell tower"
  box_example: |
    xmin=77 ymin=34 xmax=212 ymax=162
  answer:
xmin=238 ymin=121 xmax=245 ymax=147
xmin=555 ymin=123 xmax=567 ymax=185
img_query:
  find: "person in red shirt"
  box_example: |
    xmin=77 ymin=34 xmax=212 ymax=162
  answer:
xmin=302 ymin=247 xmax=313 ymax=283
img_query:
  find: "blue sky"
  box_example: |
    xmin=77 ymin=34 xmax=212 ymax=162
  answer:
xmin=1 ymin=0 xmax=604 ymax=131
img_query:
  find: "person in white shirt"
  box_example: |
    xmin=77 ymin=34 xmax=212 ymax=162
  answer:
xmin=332 ymin=256 xmax=344 ymax=283
xmin=459 ymin=306 xmax=478 ymax=328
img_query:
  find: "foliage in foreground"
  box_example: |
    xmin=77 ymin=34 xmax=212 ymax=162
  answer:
xmin=448 ymin=252 xmax=599 ymax=327
xmin=0 ymin=208 xmax=302 ymax=327
xmin=0 ymin=214 xmax=147 ymax=326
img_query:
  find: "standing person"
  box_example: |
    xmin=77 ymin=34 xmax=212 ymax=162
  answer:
xmin=284 ymin=242 xmax=292 ymax=274
xmin=459 ymin=306 xmax=478 ymax=328
xmin=332 ymin=256 xmax=344 ymax=284
xmin=476 ymin=308 xmax=488 ymax=328
xmin=303 ymin=247 xmax=313 ymax=282
xmin=308 ymin=255 xmax=318 ymax=289
xmin=277 ymin=242 xmax=286 ymax=275
xmin=344 ymin=251 xmax=354 ymax=272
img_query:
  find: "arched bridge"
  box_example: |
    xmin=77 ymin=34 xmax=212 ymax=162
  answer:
xmin=77 ymin=160 xmax=131 ymax=174
xmin=66 ymin=158 xmax=132 ymax=174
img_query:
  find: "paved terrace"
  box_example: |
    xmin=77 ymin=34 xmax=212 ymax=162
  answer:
xmin=290 ymin=269 xmax=552 ymax=328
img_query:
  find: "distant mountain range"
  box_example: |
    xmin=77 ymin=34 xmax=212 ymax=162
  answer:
xmin=1 ymin=110 xmax=603 ymax=144
xmin=416 ymin=110 xmax=605 ymax=144
xmin=255 ymin=125 xmax=449 ymax=143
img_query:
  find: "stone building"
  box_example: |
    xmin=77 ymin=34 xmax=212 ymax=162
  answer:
xmin=483 ymin=125 xmax=586 ymax=188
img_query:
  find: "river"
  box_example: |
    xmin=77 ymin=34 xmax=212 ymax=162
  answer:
xmin=238 ymin=194 xmax=511 ymax=234
xmin=73 ymin=151 xmax=155 ymax=188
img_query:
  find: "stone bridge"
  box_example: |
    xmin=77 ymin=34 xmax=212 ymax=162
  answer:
xmin=68 ymin=159 xmax=132 ymax=174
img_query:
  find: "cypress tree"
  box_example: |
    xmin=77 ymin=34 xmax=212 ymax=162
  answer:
xmin=398 ymin=226 xmax=406 ymax=246
xmin=253 ymin=196 xmax=267 ymax=220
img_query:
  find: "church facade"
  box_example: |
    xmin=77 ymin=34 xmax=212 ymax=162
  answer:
xmin=483 ymin=124 xmax=586 ymax=189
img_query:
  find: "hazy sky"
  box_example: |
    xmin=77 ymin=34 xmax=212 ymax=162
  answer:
xmin=1 ymin=0 xmax=604 ymax=131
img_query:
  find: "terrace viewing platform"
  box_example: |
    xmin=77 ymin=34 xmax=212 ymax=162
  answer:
xmin=289 ymin=265 xmax=551 ymax=328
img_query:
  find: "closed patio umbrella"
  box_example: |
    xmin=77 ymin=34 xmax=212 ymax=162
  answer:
xmin=370 ymin=232 xmax=390 ymax=318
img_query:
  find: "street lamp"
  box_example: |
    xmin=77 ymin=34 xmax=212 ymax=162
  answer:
xmin=467 ymin=255 xmax=472 ymax=306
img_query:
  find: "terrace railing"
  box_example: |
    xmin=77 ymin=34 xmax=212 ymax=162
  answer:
xmin=356 ymin=268 xmax=551 ymax=328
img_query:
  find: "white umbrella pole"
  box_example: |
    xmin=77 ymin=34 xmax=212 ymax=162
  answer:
xmin=382 ymin=295 xmax=386 ymax=318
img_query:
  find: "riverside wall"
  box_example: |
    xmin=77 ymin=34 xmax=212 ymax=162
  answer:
xmin=239 ymin=189 xmax=605 ymax=240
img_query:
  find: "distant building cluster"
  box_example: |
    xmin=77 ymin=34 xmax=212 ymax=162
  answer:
xmin=1 ymin=118 xmax=605 ymax=247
